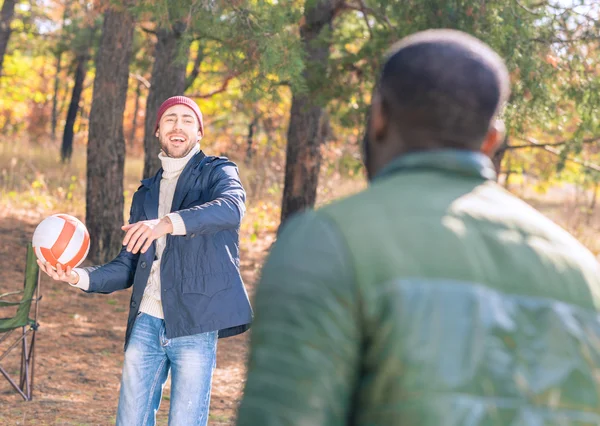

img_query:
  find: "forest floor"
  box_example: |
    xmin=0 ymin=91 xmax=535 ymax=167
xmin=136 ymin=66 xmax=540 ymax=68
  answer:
xmin=0 ymin=178 xmax=598 ymax=425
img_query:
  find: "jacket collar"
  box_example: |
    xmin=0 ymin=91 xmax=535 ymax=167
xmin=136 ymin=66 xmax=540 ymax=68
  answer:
xmin=372 ymin=149 xmax=497 ymax=182
xmin=140 ymin=150 xmax=207 ymax=189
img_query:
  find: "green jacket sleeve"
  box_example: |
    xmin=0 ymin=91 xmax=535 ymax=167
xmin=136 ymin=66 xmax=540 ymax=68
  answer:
xmin=237 ymin=211 xmax=361 ymax=426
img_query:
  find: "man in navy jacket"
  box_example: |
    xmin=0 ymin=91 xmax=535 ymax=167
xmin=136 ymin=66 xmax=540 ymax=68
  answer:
xmin=38 ymin=96 xmax=252 ymax=426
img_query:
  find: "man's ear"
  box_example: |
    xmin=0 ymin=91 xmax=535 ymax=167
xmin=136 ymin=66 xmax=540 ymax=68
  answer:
xmin=481 ymin=119 xmax=505 ymax=157
xmin=370 ymin=91 xmax=388 ymax=144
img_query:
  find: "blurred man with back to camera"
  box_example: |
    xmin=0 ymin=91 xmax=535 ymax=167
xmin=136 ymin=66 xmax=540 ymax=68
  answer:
xmin=236 ymin=29 xmax=600 ymax=425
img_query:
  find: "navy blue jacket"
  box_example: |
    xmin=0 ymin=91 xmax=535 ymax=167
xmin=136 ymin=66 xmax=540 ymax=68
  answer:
xmin=82 ymin=151 xmax=253 ymax=350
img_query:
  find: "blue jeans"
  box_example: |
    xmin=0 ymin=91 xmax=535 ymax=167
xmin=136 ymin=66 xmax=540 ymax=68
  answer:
xmin=116 ymin=313 xmax=217 ymax=426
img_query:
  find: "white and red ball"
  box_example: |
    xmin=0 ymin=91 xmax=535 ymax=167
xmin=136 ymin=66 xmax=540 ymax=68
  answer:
xmin=32 ymin=214 xmax=90 ymax=269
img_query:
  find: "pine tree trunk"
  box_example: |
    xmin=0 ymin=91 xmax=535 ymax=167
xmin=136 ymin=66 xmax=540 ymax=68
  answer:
xmin=245 ymin=116 xmax=258 ymax=165
xmin=51 ymin=4 xmax=69 ymax=140
xmin=86 ymin=6 xmax=135 ymax=264
xmin=492 ymin=135 xmax=509 ymax=178
xmin=61 ymin=54 xmax=89 ymax=162
xmin=0 ymin=0 xmax=17 ymax=78
xmin=142 ymin=26 xmax=190 ymax=179
xmin=280 ymin=0 xmax=341 ymax=225
xmin=51 ymin=52 xmax=62 ymax=140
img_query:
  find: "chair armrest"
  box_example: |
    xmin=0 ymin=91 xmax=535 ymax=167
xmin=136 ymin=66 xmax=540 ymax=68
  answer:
xmin=0 ymin=300 xmax=25 ymax=307
xmin=0 ymin=291 xmax=23 ymax=299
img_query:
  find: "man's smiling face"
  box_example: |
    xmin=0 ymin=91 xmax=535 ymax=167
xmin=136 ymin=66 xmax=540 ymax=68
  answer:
xmin=156 ymin=104 xmax=201 ymax=158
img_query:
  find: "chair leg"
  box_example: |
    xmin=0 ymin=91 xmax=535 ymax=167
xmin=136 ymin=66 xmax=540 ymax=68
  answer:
xmin=20 ymin=328 xmax=26 ymax=389
xmin=0 ymin=328 xmax=34 ymax=401
xmin=27 ymin=332 xmax=36 ymax=400
xmin=0 ymin=364 xmax=28 ymax=401
xmin=20 ymin=327 xmax=31 ymax=400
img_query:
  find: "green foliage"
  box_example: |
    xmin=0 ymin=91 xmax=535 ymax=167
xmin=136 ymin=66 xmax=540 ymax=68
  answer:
xmin=327 ymin=1 xmax=598 ymax=137
xmin=0 ymin=0 xmax=598 ymax=185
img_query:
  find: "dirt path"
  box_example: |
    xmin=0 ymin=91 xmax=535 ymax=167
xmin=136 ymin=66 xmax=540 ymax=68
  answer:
xmin=0 ymin=211 xmax=265 ymax=425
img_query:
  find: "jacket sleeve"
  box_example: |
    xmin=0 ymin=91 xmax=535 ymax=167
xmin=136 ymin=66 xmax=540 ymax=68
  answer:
xmin=79 ymin=194 xmax=141 ymax=294
xmin=237 ymin=211 xmax=361 ymax=425
xmin=176 ymin=161 xmax=246 ymax=235
xmin=82 ymin=246 xmax=138 ymax=294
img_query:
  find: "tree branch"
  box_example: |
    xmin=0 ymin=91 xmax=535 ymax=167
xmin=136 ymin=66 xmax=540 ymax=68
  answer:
xmin=357 ymin=0 xmax=373 ymax=38
xmin=140 ymin=26 xmax=156 ymax=35
xmin=506 ymin=136 xmax=600 ymax=150
xmin=532 ymin=35 xmax=600 ymax=44
xmin=129 ymin=73 xmax=151 ymax=89
xmin=185 ymin=43 xmax=205 ymax=90
xmin=515 ymin=0 xmax=545 ymax=15
xmin=338 ymin=1 xmax=392 ymax=29
xmin=187 ymin=72 xmax=241 ymax=98
xmin=516 ymin=137 xmax=600 ymax=173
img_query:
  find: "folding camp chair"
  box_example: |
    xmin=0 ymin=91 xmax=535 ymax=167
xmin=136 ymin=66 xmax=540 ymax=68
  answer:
xmin=0 ymin=243 xmax=41 ymax=401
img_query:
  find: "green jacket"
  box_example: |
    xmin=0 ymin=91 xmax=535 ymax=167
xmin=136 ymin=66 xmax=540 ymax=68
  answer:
xmin=237 ymin=150 xmax=600 ymax=426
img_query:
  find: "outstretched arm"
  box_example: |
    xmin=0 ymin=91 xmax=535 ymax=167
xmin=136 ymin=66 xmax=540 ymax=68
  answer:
xmin=117 ymin=161 xmax=246 ymax=255
xmin=37 ymin=245 xmax=138 ymax=294
xmin=237 ymin=211 xmax=361 ymax=426
xmin=175 ymin=161 xmax=246 ymax=235
xmin=39 ymin=197 xmax=142 ymax=293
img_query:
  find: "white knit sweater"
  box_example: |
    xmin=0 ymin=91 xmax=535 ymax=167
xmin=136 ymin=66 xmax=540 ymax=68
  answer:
xmin=137 ymin=145 xmax=199 ymax=318
xmin=72 ymin=145 xmax=200 ymax=318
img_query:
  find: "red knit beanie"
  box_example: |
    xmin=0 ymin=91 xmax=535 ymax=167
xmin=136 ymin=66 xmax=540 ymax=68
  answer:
xmin=154 ymin=96 xmax=204 ymax=136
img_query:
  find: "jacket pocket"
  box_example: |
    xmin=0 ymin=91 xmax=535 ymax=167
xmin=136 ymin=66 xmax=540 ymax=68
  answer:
xmin=181 ymin=273 xmax=233 ymax=297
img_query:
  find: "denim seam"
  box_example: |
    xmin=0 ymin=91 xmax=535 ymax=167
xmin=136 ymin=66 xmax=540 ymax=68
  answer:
xmin=142 ymin=357 xmax=168 ymax=426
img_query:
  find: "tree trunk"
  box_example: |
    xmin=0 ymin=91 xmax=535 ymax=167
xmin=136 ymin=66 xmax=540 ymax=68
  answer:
xmin=279 ymin=0 xmax=341 ymax=225
xmin=129 ymin=80 xmax=142 ymax=147
xmin=245 ymin=116 xmax=258 ymax=165
xmin=492 ymin=135 xmax=509 ymax=178
xmin=51 ymin=4 xmax=69 ymax=140
xmin=0 ymin=0 xmax=17 ymax=78
xmin=86 ymin=5 xmax=135 ymax=264
xmin=61 ymin=54 xmax=89 ymax=162
xmin=142 ymin=26 xmax=191 ymax=179
xmin=587 ymin=180 xmax=598 ymax=225
xmin=51 ymin=52 xmax=62 ymax=140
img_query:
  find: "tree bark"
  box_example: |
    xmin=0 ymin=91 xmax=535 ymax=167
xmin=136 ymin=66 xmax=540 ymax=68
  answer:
xmin=279 ymin=0 xmax=342 ymax=225
xmin=492 ymin=134 xmax=509 ymax=178
xmin=245 ymin=116 xmax=258 ymax=165
xmin=51 ymin=4 xmax=69 ymax=140
xmin=51 ymin=52 xmax=62 ymax=140
xmin=86 ymin=5 xmax=135 ymax=264
xmin=61 ymin=53 xmax=89 ymax=162
xmin=0 ymin=0 xmax=17 ymax=78
xmin=142 ymin=26 xmax=191 ymax=179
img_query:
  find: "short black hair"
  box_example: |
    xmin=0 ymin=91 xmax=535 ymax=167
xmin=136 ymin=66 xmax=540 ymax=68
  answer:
xmin=378 ymin=29 xmax=510 ymax=150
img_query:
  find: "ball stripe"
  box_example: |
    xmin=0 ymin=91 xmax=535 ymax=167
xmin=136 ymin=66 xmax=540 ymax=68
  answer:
xmin=40 ymin=247 xmax=59 ymax=267
xmin=51 ymin=219 xmax=76 ymax=260
xmin=68 ymin=231 xmax=90 ymax=268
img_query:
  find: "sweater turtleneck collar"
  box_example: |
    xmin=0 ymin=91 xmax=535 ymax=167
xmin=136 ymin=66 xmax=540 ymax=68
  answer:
xmin=158 ymin=144 xmax=200 ymax=180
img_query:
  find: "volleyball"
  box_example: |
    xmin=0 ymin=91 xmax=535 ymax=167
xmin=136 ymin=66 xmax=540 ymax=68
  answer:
xmin=32 ymin=214 xmax=90 ymax=269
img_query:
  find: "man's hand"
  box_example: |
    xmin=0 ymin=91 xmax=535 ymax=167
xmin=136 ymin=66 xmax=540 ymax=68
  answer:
xmin=122 ymin=217 xmax=173 ymax=254
xmin=37 ymin=260 xmax=80 ymax=285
